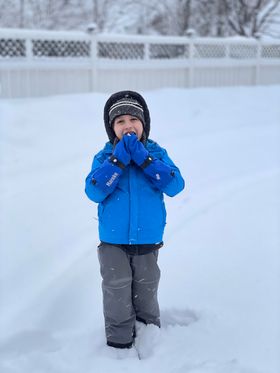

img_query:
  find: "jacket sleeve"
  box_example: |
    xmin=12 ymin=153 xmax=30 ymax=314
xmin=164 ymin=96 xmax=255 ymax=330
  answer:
xmin=85 ymin=152 xmax=123 ymax=203
xmin=145 ymin=147 xmax=185 ymax=197
xmin=160 ymin=149 xmax=185 ymax=197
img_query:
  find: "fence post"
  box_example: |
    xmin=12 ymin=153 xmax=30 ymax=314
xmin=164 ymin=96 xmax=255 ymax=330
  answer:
xmin=25 ymin=36 xmax=33 ymax=61
xmin=144 ymin=40 xmax=149 ymax=61
xmin=189 ymin=38 xmax=195 ymax=88
xmin=25 ymin=36 xmax=33 ymax=96
xmin=225 ymin=40 xmax=230 ymax=60
xmin=87 ymin=25 xmax=98 ymax=92
xmin=255 ymin=40 xmax=261 ymax=85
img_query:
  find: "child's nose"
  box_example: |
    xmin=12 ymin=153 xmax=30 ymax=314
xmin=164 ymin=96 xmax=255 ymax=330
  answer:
xmin=124 ymin=121 xmax=133 ymax=129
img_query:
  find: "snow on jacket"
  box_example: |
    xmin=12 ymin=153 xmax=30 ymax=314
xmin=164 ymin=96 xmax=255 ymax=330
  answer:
xmin=85 ymin=139 xmax=185 ymax=245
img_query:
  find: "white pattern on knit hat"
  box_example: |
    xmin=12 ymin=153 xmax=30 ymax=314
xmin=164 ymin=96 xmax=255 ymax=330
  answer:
xmin=109 ymin=100 xmax=144 ymax=115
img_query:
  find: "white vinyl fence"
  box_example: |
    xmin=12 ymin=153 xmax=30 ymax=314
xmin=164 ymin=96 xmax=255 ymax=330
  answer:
xmin=0 ymin=28 xmax=280 ymax=98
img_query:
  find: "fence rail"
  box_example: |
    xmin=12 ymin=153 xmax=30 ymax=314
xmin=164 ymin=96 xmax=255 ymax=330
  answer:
xmin=0 ymin=28 xmax=280 ymax=98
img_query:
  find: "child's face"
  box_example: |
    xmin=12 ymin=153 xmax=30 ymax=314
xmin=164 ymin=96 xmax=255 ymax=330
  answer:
xmin=113 ymin=115 xmax=144 ymax=140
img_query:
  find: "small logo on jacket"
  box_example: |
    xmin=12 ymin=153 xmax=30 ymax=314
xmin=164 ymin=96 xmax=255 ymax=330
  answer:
xmin=106 ymin=172 xmax=119 ymax=187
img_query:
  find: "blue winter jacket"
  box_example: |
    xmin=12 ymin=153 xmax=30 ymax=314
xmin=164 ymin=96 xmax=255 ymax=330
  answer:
xmin=85 ymin=139 xmax=185 ymax=245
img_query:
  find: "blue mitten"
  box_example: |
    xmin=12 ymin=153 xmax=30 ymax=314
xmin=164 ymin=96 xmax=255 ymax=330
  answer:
xmin=90 ymin=138 xmax=130 ymax=195
xmin=91 ymin=159 xmax=123 ymax=194
xmin=124 ymin=133 xmax=174 ymax=190
xmin=123 ymin=133 xmax=148 ymax=166
xmin=143 ymin=159 xmax=174 ymax=190
xmin=112 ymin=137 xmax=131 ymax=167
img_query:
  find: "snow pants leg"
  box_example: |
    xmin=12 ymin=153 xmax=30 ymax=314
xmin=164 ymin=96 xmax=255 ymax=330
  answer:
xmin=131 ymin=251 xmax=161 ymax=327
xmin=98 ymin=243 xmax=161 ymax=348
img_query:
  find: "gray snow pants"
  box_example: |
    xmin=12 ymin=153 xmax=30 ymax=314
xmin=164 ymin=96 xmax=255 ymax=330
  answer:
xmin=98 ymin=243 xmax=161 ymax=347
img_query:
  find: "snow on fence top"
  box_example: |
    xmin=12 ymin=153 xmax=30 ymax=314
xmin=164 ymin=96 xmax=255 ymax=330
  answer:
xmin=0 ymin=28 xmax=280 ymax=62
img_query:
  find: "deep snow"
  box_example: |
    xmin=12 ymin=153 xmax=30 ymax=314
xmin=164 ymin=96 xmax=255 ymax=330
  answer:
xmin=0 ymin=86 xmax=280 ymax=373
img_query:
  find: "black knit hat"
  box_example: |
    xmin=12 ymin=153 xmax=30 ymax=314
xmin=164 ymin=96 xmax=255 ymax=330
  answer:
xmin=108 ymin=97 xmax=145 ymax=126
xmin=104 ymin=90 xmax=151 ymax=143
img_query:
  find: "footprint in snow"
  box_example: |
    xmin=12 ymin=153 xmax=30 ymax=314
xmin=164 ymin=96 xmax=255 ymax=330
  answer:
xmin=134 ymin=309 xmax=199 ymax=359
xmin=160 ymin=308 xmax=199 ymax=328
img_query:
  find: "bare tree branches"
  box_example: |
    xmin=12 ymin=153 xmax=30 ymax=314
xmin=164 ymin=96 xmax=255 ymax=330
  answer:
xmin=258 ymin=0 xmax=280 ymax=29
xmin=0 ymin=0 xmax=279 ymax=38
xmin=222 ymin=0 xmax=280 ymax=36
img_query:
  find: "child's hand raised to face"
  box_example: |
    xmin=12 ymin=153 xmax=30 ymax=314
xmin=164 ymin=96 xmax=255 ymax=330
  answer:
xmin=113 ymin=137 xmax=131 ymax=166
xmin=123 ymin=133 xmax=149 ymax=166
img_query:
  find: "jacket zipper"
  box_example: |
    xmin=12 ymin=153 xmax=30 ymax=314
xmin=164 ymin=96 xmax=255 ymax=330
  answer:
xmin=128 ymin=165 xmax=138 ymax=244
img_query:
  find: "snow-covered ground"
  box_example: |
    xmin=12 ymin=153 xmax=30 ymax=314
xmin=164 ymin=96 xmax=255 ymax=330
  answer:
xmin=0 ymin=85 xmax=280 ymax=373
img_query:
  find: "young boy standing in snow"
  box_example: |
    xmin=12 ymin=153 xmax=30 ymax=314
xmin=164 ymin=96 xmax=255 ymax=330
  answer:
xmin=85 ymin=90 xmax=184 ymax=349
